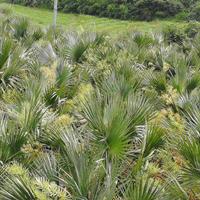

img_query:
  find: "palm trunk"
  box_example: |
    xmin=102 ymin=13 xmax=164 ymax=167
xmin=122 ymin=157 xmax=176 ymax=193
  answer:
xmin=53 ymin=0 xmax=58 ymax=29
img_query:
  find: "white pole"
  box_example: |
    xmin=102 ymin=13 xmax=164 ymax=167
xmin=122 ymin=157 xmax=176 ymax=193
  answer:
xmin=53 ymin=0 xmax=58 ymax=29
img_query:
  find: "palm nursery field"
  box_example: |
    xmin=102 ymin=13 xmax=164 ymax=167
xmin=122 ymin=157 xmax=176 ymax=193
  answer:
xmin=0 ymin=3 xmax=200 ymax=200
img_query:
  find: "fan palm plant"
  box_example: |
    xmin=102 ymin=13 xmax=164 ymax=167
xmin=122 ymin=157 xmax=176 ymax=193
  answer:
xmin=0 ymin=117 xmax=28 ymax=163
xmin=13 ymin=18 xmax=29 ymax=41
xmin=55 ymin=31 xmax=104 ymax=64
xmin=0 ymin=38 xmax=13 ymax=69
xmin=0 ymin=176 xmax=37 ymax=200
xmin=124 ymin=177 xmax=162 ymax=200
xmin=0 ymin=39 xmax=26 ymax=93
xmin=1 ymin=13 xmax=200 ymax=200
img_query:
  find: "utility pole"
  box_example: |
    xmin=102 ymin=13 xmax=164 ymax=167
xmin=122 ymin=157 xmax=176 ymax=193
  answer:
xmin=53 ymin=0 xmax=58 ymax=29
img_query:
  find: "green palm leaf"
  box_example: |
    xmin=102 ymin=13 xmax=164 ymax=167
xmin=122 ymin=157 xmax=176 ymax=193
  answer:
xmin=125 ymin=177 xmax=161 ymax=200
xmin=82 ymin=93 xmax=131 ymax=159
xmin=0 ymin=176 xmax=37 ymax=200
xmin=32 ymin=153 xmax=58 ymax=182
xmin=140 ymin=124 xmax=165 ymax=158
xmin=179 ymin=139 xmax=200 ymax=186
xmin=0 ymin=38 xmax=13 ymax=70
xmin=13 ymin=18 xmax=29 ymax=40
xmin=0 ymin=118 xmax=27 ymax=163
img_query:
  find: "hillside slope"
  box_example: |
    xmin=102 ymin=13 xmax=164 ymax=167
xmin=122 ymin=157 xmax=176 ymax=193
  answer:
xmin=0 ymin=3 xmax=187 ymax=35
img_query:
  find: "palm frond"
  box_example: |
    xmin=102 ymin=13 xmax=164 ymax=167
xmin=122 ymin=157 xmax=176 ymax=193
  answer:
xmin=82 ymin=93 xmax=132 ymax=159
xmin=7 ymin=100 xmax=47 ymax=135
xmin=32 ymin=153 xmax=58 ymax=182
xmin=139 ymin=124 xmax=165 ymax=158
xmin=125 ymin=177 xmax=161 ymax=200
xmin=98 ymin=65 xmax=141 ymax=98
xmin=179 ymin=139 xmax=200 ymax=186
xmin=127 ymin=93 xmax=155 ymax=135
xmin=0 ymin=117 xmax=28 ymax=163
xmin=0 ymin=38 xmax=13 ymax=70
xmin=13 ymin=18 xmax=29 ymax=40
xmin=0 ymin=176 xmax=37 ymax=200
xmin=59 ymin=127 xmax=93 ymax=198
xmin=163 ymin=175 xmax=188 ymax=200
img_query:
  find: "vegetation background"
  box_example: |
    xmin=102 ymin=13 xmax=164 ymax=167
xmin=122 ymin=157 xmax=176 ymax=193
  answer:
xmin=0 ymin=1 xmax=200 ymax=200
xmin=0 ymin=0 xmax=190 ymax=36
xmin=6 ymin=0 xmax=200 ymax=21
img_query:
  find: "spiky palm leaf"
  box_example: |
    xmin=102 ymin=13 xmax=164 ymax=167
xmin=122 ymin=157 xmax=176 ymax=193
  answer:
xmin=0 ymin=38 xmax=13 ymax=70
xmin=0 ymin=118 xmax=28 ymax=163
xmin=59 ymin=127 xmax=98 ymax=199
xmin=125 ymin=177 xmax=161 ymax=200
xmin=0 ymin=176 xmax=37 ymax=200
xmin=82 ymin=93 xmax=132 ymax=159
xmin=126 ymin=93 xmax=155 ymax=135
xmin=139 ymin=124 xmax=165 ymax=158
xmin=98 ymin=65 xmax=141 ymax=98
xmin=31 ymin=153 xmax=58 ymax=182
xmin=13 ymin=18 xmax=29 ymax=40
xmin=179 ymin=139 xmax=200 ymax=186
xmin=163 ymin=175 xmax=189 ymax=200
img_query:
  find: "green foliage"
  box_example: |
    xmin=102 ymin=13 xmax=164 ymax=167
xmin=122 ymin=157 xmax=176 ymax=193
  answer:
xmin=13 ymin=17 xmax=29 ymax=40
xmin=125 ymin=177 xmax=162 ymax=200
xmin=0 ymin=176 xmax=37 ymax=200
xmin=140 ymin=124 xmax=165 ymax=158
xmin=0 ymin=38 xmax=13 ymax=70
xmin=133 ymin=0 xmax=183 ymax=21
xmin=1 ymin=14 xmax=200 ymax=200
xmin=8 ymin=0 xmax=186 ymax=21
xmin=189 ymin=2 xmax=200 ymax=21
xmin=184 ymin=22 xmax=200 ymax=38
xmin=180 ymin=139 xmax=200 ymax=186
xmin=163 ymin=26 xmax=185 ymax=45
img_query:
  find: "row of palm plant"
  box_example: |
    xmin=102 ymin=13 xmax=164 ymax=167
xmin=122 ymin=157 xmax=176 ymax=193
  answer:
xmin=0 ymin=9 xmax=200 ymax=199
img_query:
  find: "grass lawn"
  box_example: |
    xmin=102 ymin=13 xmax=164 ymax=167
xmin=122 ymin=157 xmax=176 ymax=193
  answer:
xmin=0 ymin=2 xmax=187 ymax=35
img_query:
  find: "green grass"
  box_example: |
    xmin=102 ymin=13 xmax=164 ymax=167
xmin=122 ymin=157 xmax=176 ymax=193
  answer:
xmin=0 ymin=2 xmax=187 ymax=34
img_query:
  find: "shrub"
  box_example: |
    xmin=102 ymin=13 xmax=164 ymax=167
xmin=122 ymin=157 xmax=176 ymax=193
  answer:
xmin=134 ymin=0 xmax=184 ymax=20
xmin=189 ymin=2 xmax=200 ymax=21
xmin=7 ymin=0 xmax=197 ymax=21
xmin=185 ymin=22 xmax=200 ymax=38
xmin=9 ymin=0 xmax=53 ymax=8
xmin=163 ymin=25 xmax=185 ymax=45
xmin=119 ymin=4 xmax=129 ymax=19
xmin=62 ymin=1 xmax=79 ymax=13
xmin=175 ymin=11 xmax=189 ymax=21
xmin=87 ymin=3 xmax=103 ymax=16
xmin=0 ymin=5 xmax=13 ymax=15
xmin=180 ymin=0 xmax=199 ymax=8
